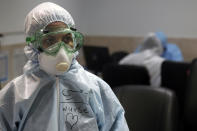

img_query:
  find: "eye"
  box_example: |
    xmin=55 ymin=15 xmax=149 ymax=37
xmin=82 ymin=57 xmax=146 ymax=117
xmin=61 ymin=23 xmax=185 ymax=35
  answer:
xmin=42 ymin=36 xmax=57 ymax=49
xmin=62 ymin=33 xmax=73 ymax=43
xmin=62 ymin=33 xmax=74 ymax=48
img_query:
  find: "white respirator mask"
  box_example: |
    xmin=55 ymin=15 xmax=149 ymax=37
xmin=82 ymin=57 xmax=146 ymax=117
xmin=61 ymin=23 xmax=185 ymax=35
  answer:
xmin=38 ymin=47 xmax=74 ymax=75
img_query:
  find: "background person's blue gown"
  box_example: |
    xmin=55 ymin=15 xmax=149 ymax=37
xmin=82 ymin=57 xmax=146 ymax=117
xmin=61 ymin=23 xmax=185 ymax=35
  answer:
xmin=135 ymin=32 xmax=184 ymax=61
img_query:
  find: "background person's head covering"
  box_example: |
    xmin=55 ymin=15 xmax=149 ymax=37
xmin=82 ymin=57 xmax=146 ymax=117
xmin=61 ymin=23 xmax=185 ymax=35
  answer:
xmin=155 ymin=32 xmax=184 ymax=61
xmin=155 ymin=32 xmax=167 ymax=49
xmin=138 ymin=32 xmax=164 ymax=56
xmin=23 ymin=2 xmax=78 ymax=73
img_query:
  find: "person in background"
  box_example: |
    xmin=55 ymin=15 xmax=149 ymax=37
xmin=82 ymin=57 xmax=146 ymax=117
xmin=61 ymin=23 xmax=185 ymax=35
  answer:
xmin=119 ymin=32 xmax=165 ymax=87
xmin=135 ymin=32 xmax=184 ymax=61
xmin=0 ymin=2 xmax=129 ymax=131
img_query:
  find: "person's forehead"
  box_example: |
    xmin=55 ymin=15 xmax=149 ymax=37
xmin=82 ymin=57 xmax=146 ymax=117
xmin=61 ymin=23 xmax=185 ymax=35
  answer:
xmin=46 ymin=21 xmax=68 ymax=29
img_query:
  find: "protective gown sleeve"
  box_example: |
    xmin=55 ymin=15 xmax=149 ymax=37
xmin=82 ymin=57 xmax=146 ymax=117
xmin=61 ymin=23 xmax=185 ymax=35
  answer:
xmin=89 ymin=78 xmax=130 ymax=131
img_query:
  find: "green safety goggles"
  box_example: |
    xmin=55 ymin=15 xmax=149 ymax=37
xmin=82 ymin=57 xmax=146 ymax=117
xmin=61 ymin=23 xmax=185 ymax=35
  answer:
xmin=26 ymin=27 xmax=84 ymax=56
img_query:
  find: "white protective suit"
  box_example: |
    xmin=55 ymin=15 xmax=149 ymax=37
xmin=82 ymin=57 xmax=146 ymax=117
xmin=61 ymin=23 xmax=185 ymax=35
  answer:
xmin=119 ymin=33 xmax=165 ymax=87
xmin=0 ymin=2 xmax=129 ymax=131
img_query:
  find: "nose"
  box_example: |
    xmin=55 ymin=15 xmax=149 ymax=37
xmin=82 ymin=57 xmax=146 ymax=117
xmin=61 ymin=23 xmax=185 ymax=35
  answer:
xmin=56 ymin=36 xmax=62 ymax=43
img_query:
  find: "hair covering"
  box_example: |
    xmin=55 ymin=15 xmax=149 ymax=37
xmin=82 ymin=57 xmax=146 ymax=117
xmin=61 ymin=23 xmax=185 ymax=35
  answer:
xmin=0 ymin=2 xmax=129 ymax=131
xmin=138 ymin=32 xmax=164 ymax=56
xmin=24 ymin=2 xmax=75 ymax=36
xmin=119 ymin=33 xmax=165 ymax=87
xmin=155 ymin=32 xmax=184 ymax=61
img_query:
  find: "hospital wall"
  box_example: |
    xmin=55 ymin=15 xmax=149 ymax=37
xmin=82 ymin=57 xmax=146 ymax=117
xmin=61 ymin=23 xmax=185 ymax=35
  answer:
xmin=1 ymin=0 xmax=197 ymax=42
xmin=76 ymin=0 xmax=197 ymax=38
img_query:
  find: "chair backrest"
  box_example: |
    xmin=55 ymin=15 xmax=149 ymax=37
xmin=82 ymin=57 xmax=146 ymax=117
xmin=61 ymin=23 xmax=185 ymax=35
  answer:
xmin=83 ymin=45 xmax=111 ymax=74
xmin=161 ymin=60 xmax=190 ymax=105
xmin=110 ymin=51 xmax=129 ymax=64
xmin=184 ymin=58 xmax=197 ymax=131
xmin=114 ymin=85 xmax=178 ymax=131
xmin=102 ymin=64 xmax=150 ymax=88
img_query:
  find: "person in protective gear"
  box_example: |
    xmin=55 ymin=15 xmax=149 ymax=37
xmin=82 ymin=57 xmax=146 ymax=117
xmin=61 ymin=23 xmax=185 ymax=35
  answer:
xmin=119 ymin=33 xmax=165 ymax=87
xmin=135 ymin=32 xmax=184 ymax=61
xmin=0 ymin=2 xmax=129 ymax=131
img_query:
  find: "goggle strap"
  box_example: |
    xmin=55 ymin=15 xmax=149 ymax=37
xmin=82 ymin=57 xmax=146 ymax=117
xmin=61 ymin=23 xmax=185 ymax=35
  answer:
xmin=26 ymin=36 xmax=36 ymax=44
xmin=70 ymin=27 xmax=77 ymax=31
xmin=38 ymin=47 xmax=44 ymax=52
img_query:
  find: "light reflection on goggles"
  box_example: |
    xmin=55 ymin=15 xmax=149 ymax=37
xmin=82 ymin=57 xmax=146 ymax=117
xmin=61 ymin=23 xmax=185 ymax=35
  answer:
xmin=26 ymin=28 xmax=84 ymax=56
